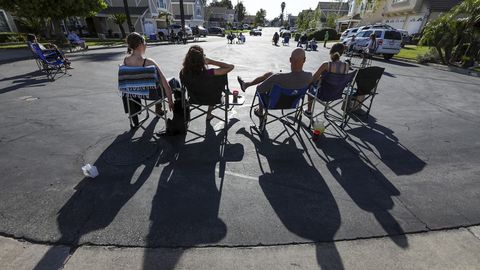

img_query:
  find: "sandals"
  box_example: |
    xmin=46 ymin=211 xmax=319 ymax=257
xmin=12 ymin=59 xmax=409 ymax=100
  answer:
xmin=237 ymin=76 xmax=246 ymax=92
xmin=254 ymin=108 xmax=264 ymax=118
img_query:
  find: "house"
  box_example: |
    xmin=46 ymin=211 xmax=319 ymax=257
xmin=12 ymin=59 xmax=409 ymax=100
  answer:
xmin=170 ymin=0 xmax=205 ymax=27
xmin=315 ymin=1 xmax=349 ymax=28
xmin=93 ymin=0 xmax=203 ymax=37
xmin=206 ymin=6 xmax=235 ymax=27
xmin=0 ymin=9 xmax=18 ymax=32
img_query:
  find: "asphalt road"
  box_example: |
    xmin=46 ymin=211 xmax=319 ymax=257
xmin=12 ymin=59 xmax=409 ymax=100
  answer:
xmin=1 ymin=28 xmax=480 ymax=269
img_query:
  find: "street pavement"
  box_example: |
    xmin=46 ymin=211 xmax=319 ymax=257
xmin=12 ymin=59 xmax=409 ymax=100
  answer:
xmin=0 ymin=28 xmax=480 ymax=269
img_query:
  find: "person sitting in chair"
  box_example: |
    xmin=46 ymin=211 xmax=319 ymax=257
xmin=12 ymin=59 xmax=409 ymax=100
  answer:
xmin=304 ymin=43 xmax=350 ymax=117
xmin=27 ymin=33 xmax=71 ymax=68
xmin=237 ymin=48 xmax=312 ymax=117
xmin=180 ymin=45 xmax=235 ymax=121
xmin=67 ymin=30 xmax=87 ymax=49
xmin=122 ymin=32 xmax=174 ymax=126
xmin=238 ymin=32 xmax=246 ymax=43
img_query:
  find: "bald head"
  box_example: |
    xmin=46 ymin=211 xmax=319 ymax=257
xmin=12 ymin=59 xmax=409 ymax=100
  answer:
xmin=290 ymin=48 xmax=306 ymax=72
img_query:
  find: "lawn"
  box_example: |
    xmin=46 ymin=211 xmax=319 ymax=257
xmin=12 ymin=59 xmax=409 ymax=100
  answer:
xmin=395 ymin=45 xmax=431 ymax=61
xmin=85 ymin=40 xmax=124 ymax=47
xmin=0 ymin=43 xmax=27 ymax=49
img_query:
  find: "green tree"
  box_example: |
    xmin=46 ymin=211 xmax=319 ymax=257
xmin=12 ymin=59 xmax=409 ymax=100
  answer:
xmin=449 ymin=0 xmax=480 ymax=63
xmin=255 ymin=9 xmax=267 ymax=26
xmin=420 ymin=14 xmax=456 ymax=64
xmin=209 ymin=0 xmax=233 ymax=9
xmin=326 ymin=14 xmax=337 ymax=28
xmin=235 ymin=2 xmax=246 ymax=22
xmin=0 ymin=0 xmax=107 ymax=41
xmin=110 ymin=13 xmax=127 ymax=38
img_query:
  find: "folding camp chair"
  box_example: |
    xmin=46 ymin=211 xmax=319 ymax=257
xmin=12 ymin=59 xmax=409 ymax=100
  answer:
xmin=118 ymin=65 xmax=168 ymax=130
xmin=307 ymin=71 xmax=357 ymax=134
xmin=344 ymin=66 xmax=385 ymax=124
xmin=180 ymin=73 xmax=231 ymax=133
xmin=29 ymin=43 xmax=68 ymax=80
xmin=249 ymin=85 xmax=308 ymax=135
xmin=282 ymin=36 xmax=290 ymax=46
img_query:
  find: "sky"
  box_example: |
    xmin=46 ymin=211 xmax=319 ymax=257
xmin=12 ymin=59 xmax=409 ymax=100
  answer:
xmin=231 ymin=0 xmax=333 ymax=20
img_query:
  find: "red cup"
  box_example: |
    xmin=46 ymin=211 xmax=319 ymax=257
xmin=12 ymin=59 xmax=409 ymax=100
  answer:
xmin=312 ymin=129 xmax=321 ymax=141
xmin=233 ymin=90 xmax=239 ymax=97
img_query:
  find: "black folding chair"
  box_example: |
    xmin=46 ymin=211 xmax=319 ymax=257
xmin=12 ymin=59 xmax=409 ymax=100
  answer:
xmin=180 ymin=73 xmax=231 ymax=134
xmin=345 ymin=66 xmax=385 ymax=124
xmin=307 ymin=71 xmax=357 ymax=134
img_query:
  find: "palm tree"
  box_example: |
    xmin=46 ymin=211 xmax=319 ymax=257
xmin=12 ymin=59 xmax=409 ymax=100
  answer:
xmin=110 ymin=13 xmax=127 ymax=38
xmin=420 ymin=14 xmax=457 ymax=64
xmin=281 ymin=2 xmax=286 ymax=25
xmin=450 ymin=0 xmax=480 ymax=62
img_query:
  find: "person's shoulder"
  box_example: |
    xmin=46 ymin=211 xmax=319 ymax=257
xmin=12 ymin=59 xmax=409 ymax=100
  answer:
xmin=144 ymin=58 xmax=158 ymax=67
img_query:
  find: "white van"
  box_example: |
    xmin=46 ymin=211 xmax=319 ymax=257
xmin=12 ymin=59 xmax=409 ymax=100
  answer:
xmin=353 ymin=29 xmax=402 ymax=60
xmin=340 ymin=27 xmax=359 ymax=43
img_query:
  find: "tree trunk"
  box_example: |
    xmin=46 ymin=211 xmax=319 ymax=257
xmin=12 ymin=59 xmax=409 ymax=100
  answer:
xmin=436 ymin=46 xmax=446 ymax=65
xmin=118 ymin=23 xmax=126 ymax=38
xmin=52 ymin=19 xmax=67 ymax=45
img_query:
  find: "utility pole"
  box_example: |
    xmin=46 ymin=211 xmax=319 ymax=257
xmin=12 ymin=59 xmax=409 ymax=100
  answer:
xmin=179 ymin=0 xmax=187 ymax=44
xmin=123 ymin=0 xmax=135 ymax=32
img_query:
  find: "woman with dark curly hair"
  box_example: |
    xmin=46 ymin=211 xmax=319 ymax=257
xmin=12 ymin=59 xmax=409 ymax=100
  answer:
xmin=180 ymin=45 xmax=234 ymax=120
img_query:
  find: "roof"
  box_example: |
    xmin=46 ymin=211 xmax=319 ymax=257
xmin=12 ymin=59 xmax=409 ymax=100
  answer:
xmin=429 ymin=0 xmax=462 ymax=11
xmin=316 ymin=1 xmax=349 ymax=11
xmin=97 ymin=6 xmax=148 ymax=16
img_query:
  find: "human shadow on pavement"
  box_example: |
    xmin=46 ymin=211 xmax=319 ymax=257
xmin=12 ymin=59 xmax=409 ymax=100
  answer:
xmin=238 ymin=127 xmax=344 ymax=270
xmin=143 ymin=120 xmax=243 ymax=270
xmin=0 ymin=70 xmax=51 ymax=94
xmin=316 ymin=137 xmax=409 ymax=248
xmin=348 ymin=116 xmax=426 ymax=176
xmin=33 ymin=118 xmax=162 ymax=270
xmin=68 ymin=51 xmax=125 ymax=63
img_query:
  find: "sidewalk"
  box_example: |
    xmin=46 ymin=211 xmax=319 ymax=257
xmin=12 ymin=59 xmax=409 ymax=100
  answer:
xmin=2 ymin=226 xmax=479 ymax=270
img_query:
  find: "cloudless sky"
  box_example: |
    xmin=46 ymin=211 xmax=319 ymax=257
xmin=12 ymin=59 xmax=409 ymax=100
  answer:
xmin=208 ymin=0 xmax=338 ymax=20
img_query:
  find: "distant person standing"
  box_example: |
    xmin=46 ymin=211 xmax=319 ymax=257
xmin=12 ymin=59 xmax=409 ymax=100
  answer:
xmin=323 ymin=31 xmax=329 ymax=47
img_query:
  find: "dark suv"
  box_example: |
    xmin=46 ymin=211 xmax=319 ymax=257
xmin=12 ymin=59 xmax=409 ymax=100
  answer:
xmin=207 ymin=27 xmax=225 ymax=37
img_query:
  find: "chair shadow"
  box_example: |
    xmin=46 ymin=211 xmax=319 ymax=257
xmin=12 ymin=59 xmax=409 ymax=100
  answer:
xmin=143 ymin=120 xmax=243 ymax=270
xmin=33 ymin=118 xmax=163 ymax=270
xmin=0 ymin=70 xmax=51 ymax=94
xmin=238 ymin=127 xmax=344 ymax=270
xmin=315 ymin=136 xmax=409 ymax=248
xmin=347 ymin=116 xmax=427 ymax=176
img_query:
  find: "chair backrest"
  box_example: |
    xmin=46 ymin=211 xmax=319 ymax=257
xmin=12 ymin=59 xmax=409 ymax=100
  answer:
xmin=118 ymin=65 xmax=159 ymax=98
xmin=29 ymin=43 xmax=48 ymax=62
xmin=180 ymin=72 xmax=228 ymax=105
xmin=354 ymin=66 xmax=384 ymax=95
xmin=266 ymin=85 xmax=308 ymax=110
xmin=315 ymin=71 xmax=357 ymax=102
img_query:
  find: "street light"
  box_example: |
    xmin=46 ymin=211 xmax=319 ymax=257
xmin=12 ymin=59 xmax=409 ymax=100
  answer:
xmin=123 ymin=0 xmax=135 ymax=32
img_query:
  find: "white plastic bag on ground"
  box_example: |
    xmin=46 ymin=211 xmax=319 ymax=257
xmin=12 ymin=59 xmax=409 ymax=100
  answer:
xmin=82 ymin=164 xmax=99 ymax=178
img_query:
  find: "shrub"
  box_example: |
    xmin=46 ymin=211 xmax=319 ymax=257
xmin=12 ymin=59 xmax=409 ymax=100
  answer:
xmin=416 ymin=48 xmax=441 ymax=64
xmin=0 ymin=32 xmax=27 ymax=43
xmin=306 ymin=28 xmax=338 ymax=41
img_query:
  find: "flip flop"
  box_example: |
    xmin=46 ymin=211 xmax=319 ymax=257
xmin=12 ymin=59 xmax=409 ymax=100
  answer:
xmin=254 ymin=108 xmax=264 ymax=118
xmin=237 ymin=76 xmax=246 ymax=92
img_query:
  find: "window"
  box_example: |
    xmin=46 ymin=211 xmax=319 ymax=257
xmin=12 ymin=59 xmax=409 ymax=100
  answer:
xmin=374 ymin=30 xmax=382 ymax=38
xmin=157 ymin=0 xmax=167 ymax=9
xmin=362 ymin=30 xmax=373 ymax=37
xmin=384 ymin=31 xmax=402 ymax=40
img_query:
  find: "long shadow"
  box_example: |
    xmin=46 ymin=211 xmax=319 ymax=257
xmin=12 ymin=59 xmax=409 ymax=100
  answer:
xmin=238 ymin=127 xmax=344 ymax=270
xmin=375 ymin=58 xmax=420 ymax=68
xmin=33 ymin=119 xmax=162 ymax=270
xmin=316 ymin=136 xmax=408 ymax=248
xmin=143 ymin=120 xmax=243 ymax=270
xmin=68 ymin=51 xmax=125 ymax=62
xmin=348 ymin=116 xmax=426 ymax=176
xmin=0 ymin=70 xmax=51 ymax=94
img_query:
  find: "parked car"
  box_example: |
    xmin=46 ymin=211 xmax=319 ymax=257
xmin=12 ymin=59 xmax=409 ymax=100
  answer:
xmin=192 ymin=26 xmax=207 ymax=37
xmin=357 ymin=24 xmax=396 ymax=33
xmin=158 ymin=24 xmax=193 ymax=40
xmin=207 ymin=27 xmax=225 ymax=36
xmin=250 ymin=28 xmax=262 ymax=36
xmin=353 ymin=29 xmax=403 ymax=60
xmin=243 ymin=24 xmax=250 ymax=30
xmin=340 ymin=27 xmax=359 ymax=43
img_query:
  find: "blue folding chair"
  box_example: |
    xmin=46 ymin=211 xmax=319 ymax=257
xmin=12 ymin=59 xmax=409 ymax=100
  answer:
xmin=29 ymin=43 xmax=68 ymax=81
xmin=250 ymin=85 xmax=308 ymax=134
xmin=307 ymin=71 xmax=357 ymax=133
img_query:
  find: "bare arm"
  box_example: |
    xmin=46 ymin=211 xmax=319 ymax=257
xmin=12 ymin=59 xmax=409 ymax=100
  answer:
xmin=311 ymin=62 xmax=328 ymax=84
xmin=147 ymin=59 xmax=174 ymax=111
xmin=205 ymin=58 xmax=234 ymax=76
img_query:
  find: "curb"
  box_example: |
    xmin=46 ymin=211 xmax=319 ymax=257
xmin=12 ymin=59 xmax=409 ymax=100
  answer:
xmin=393 ymin=57 xmax=480 ymax=78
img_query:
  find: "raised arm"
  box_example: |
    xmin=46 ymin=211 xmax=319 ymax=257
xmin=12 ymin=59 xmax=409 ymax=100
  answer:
xmin=205 ymin=58 xmax=234 ymax=76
